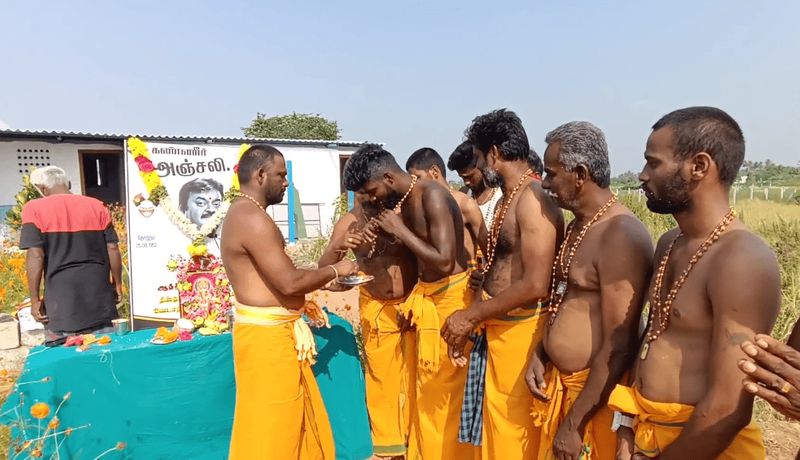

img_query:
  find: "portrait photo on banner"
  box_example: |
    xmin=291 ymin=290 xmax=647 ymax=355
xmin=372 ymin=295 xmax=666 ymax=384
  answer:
xmin=125 ymin=139 xmax=244 ymax=330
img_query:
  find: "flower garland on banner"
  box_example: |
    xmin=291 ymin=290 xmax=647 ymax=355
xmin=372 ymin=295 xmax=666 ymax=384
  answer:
xmin=127 ymin=137 xmax=250 ymax=256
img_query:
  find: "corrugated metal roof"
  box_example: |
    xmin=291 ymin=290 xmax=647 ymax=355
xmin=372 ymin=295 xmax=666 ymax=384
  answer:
xmin=0 ymin=128 xmax=372 ymax=147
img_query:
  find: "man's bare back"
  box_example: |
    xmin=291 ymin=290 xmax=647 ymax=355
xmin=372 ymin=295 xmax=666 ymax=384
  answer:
xmin=450 ymin=189 xmax=486 ymax=262
xmin=222 ymin=148 xmax=349 ymax=310
xmin=544 ymin=207 xmax=653 ymax=373
xmin=380 ymin=178 xmax=468 ymax=282
xmin=222 ymin=200 xmax=305 ymax=308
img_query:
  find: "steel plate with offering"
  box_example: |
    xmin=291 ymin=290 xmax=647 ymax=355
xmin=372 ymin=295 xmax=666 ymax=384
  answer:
xmin=337 ymin=273 xmax=375 ymax=286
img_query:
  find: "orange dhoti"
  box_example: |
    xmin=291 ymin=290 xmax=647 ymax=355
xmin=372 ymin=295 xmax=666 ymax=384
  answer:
xmin=532 ymin=366 xmax=615 ymax=459
xmin=401 ymin=272 xmax=477 ymax=460
xmin=607 ymin=385 xmax=766 ymax=459
xmin=477 ymin=306 xmax=548 ymax=459
xmin=359 ymin=289 xmax=414 ymax=457
xmin=229 ymin=302 xmax=335 ymax=460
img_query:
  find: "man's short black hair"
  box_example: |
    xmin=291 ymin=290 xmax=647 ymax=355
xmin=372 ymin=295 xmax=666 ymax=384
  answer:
xmin=465 ymin=109 xmax=530 ymax=162
xmin=528 ymin=148 xmax=543 ymax=176
xmin=406 ymin=147 xmax=446 ymax=175
xmin=652 ymin=106 xmax=745 ymax=186
xmin=178 ymin=178 xmax=223 ymax=213
xmin=342 ymin=144 xmax=402 ymax=191
xmin=447 ymin=141 xmax=476 ymax=172
xmin=237 ymin=144 xmax=284 ymax=185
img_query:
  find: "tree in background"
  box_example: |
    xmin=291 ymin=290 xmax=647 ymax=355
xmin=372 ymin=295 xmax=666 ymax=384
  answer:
xmin=4 ymin=174 xmax=40 ymax=232
xmin=610 ymin=171 xmax=640 ymax=189
xmin=242 ymin=113 xmax=340 ymax=140
xmin=739 ymin=160 xmax=800 ymax=186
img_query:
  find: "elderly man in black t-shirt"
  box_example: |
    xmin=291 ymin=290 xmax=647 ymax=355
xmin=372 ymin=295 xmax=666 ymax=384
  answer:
xmin=20 ymin=166 xmax=123 ymax=342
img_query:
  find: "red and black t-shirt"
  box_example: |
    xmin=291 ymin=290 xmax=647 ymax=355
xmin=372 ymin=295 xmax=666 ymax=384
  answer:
xmin=20 ymin=194 xmax=119 ymax=333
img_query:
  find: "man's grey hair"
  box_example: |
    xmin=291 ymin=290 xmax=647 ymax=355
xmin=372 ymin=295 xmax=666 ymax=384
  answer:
xmin=30 ymin=165 xmax=69 ymax=189
xmin=544 ymin=121 xmax=611 ymax=188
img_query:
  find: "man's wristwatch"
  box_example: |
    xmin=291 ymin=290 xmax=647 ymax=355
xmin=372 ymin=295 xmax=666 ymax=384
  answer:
xmin=611 ymin=411 xmax=634 ymax=432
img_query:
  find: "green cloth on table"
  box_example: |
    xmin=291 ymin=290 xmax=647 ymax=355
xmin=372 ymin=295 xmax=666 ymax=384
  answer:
xmin=0 ymin=311 xmax=372 ymax=459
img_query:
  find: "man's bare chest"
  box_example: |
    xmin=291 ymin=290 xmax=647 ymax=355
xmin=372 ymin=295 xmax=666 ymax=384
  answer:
xmin=648 ymin=263 xmax=714 ymax=336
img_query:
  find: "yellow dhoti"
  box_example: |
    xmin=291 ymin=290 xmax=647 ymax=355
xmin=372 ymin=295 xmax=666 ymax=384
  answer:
xmin=359 ymin=289 xmax=413 ymax=457
xmin=532 ymin=366 xmax=615 ymax=459
xmin=229 ymin=302 xmax=335 ymax=460
xmin=480 ymin=306 xmax=548 ymax=459
xmin=607 ymin=385 xmax=765 ymax=459
xmin=401 ymin=272 xmax=477 ymax=460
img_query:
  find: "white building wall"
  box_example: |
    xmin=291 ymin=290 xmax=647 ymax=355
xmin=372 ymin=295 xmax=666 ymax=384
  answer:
xmin=0 ymin=140 xmax=121 ymax=205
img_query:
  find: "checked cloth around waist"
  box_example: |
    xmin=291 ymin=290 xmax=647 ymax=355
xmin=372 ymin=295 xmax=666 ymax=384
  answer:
xmin=458 ymin=295 xmax=550 ymax=446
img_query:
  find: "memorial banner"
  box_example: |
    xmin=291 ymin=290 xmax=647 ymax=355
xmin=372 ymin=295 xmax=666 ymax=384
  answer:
xmin=124 ymin=139 xmax=244 ymax=330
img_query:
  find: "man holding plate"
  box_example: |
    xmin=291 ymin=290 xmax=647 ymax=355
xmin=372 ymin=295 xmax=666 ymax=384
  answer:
xmin=221 ymin=144 xmax=356 ymax=459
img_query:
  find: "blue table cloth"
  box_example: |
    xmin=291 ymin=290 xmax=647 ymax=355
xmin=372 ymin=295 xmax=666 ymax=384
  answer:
xmin=0 ymin=312 xmax=372 ymax=459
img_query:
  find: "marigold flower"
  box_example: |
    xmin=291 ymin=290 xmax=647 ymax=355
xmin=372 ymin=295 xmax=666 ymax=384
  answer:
xmin=48 ymin=416 xmax=60 ymax=429
xmin=116 ymin=442 xmax=127 ymax=450
xmin=30 ymin=402 xmax=50 ymax=419
xmin=31 ymin=448 xmax=43 ymax=458
xmin=188 ymin=244 xmax=208 ymax=257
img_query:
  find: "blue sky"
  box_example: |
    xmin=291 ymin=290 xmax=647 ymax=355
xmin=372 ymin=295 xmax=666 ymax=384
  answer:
xmin=1 ymin=0 xmax=799 ymax=176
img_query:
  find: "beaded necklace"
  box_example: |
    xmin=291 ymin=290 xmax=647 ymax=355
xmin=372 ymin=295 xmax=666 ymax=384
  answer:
xmin=547 ymin=195 xmax=618 ymax=324
xmin=640 ymin=208 xmax=736 ymax=360
xmin=235 ymin=191 xmax=266 ymax=212
xmin=482 ymin=169 xmax=534 ymax=273
xmin=368 ymin=175 xmax=418 ymax=258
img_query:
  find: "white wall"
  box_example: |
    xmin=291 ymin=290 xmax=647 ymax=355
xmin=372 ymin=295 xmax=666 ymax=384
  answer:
xmin=0 ymin=140 xmax=121 ymax=205
xmin=276 ymin=144 xmax=355 ymax=236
